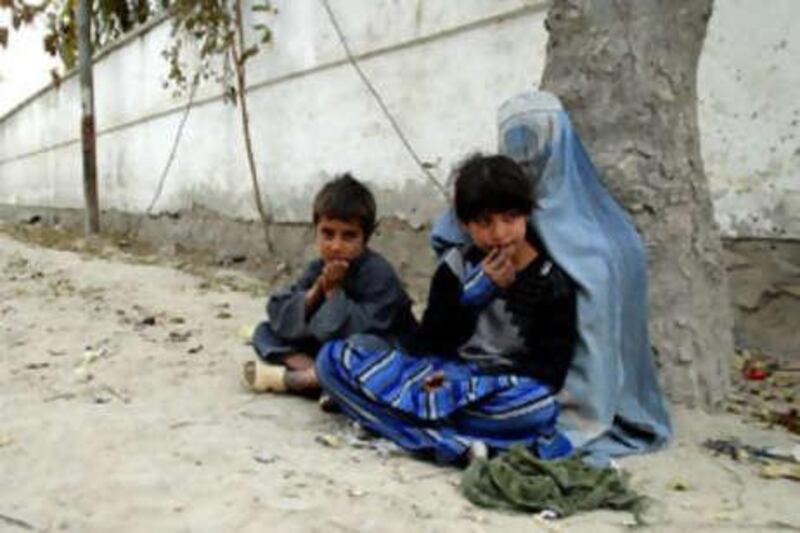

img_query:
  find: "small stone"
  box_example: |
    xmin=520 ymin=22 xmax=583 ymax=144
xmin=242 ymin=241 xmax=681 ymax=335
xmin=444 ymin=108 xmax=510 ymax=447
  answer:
xmin=780 ymin=284 xmax=800 ymax=298
xmin=315 ymin=434 xmax=342 ymax=448
xmin=667 ymin=478 xmax=691 ymax=491
xmin=217 ymin=254 xmax=247 ymax=267
xmin=74 ymin=366 xmax=93 ymax=383
xmin=254 ymin=450 xmax=278 ymax=465
xmin=169 ymin=330 xmax=191 ymax=342
xmin=760 ymin=463 xmax=800 ymax=481
xmin=82 ymin=349 xmax=102 ymax=365
xmin=238 ymin=325 xmax=255 ymax=342
xmin=535 ymin=509 xmax=559 ymax=521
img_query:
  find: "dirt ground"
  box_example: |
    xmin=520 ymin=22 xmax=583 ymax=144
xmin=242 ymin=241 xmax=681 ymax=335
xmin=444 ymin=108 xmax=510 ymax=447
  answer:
xmin=2 ymin=226 xmax=799 ymax=532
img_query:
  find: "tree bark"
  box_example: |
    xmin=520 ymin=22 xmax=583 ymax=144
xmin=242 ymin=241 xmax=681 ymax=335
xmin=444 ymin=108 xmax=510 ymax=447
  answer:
xmin=541 ymin=0 xmax=733 ymax=407
xmin=77 ymin=0 xmax=100 ymax=235
xmin=232 ymin=0 xmax=274 ymax=254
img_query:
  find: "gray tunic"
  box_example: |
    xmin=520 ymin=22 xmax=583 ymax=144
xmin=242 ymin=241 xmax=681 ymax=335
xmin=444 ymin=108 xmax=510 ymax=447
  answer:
xmin=252 ymin=248 xmax=417 ymax=362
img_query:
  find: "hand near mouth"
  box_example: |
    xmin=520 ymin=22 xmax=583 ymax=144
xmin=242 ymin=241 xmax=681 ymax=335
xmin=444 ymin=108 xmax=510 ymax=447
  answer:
xmin=482 ymin=246 xmax=516 ymax=288
xmin=320 ymin=259 xmax=350 ymax=295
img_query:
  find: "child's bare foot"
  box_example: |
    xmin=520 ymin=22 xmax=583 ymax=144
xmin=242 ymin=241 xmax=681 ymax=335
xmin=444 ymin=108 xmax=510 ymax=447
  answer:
xmin=284 ymin=367 xmax=321 ymax=396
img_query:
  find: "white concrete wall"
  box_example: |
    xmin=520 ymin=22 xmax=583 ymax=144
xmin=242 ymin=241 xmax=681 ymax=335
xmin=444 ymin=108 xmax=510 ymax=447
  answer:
xmin=0 ymin=0 xmax=550 ymax=227
xmin=0 ymin=0 xmax=798 ymax=238
xmin=698 ymin=0 xmax=800 ymax=238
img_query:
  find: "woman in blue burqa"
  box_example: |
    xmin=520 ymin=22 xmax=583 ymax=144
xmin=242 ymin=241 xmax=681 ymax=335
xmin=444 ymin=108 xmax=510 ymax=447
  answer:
xmin=431 ymin=91 xmax=672 ymax=464
xmin=316 ymin=91 xmax=671 ymax=465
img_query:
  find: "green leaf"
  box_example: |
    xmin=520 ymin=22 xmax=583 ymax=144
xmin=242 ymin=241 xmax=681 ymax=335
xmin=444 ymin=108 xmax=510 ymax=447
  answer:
xmin=252 ymin=1 xmax=274 ymax=13
xmin=254 ymin=23 xmax=271 ymax=44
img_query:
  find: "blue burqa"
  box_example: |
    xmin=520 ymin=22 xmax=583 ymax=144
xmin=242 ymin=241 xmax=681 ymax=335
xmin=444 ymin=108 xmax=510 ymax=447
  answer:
xmin=430 ymin=91 xmax=672 ymax=463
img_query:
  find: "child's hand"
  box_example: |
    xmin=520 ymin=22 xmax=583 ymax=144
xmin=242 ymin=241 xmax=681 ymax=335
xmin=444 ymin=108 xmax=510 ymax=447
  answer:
xmin=320 ymin=259 xmax=350 ymax=295
xmin=482 ymin=247 xmax=516 ymax=288
xmin=304 ymin=279 xmax=325 ymax=311
xmin=423 ymin=371 xmax=446 ymax=392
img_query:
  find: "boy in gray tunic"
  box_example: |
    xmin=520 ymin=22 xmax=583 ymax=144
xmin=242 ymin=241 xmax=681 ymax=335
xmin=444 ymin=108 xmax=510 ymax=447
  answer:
xmin=244 ymin=174 xmax=417 ymax=396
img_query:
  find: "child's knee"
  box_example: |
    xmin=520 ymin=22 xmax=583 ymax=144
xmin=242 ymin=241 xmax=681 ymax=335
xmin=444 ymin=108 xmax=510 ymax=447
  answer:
xmin=251 ymin=321 xmax=276 ymax=348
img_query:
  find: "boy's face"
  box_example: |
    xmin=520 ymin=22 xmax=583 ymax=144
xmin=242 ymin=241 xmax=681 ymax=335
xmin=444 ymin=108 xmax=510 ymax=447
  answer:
xmin=464 ymin=210 xmax=528 ymax=256
xmin=315 ymin=216 xmax=366 ymax=264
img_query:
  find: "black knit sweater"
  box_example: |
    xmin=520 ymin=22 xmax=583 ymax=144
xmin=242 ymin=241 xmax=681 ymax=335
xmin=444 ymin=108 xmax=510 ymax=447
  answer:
xmin=411 ymin=242 xmax=577 ymax=391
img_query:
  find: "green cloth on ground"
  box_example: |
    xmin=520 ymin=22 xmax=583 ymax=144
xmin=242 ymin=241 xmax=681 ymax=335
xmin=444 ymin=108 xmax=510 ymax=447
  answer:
xmin=462 ymin=445 xmax=646 ymax=521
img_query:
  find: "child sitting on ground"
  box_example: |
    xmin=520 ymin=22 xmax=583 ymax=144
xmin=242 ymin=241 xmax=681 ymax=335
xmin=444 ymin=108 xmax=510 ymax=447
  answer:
xmin=315 ymin=154 xmax=577 ymax=463
xmin=244 ymin=174 xmax=417 ymax=397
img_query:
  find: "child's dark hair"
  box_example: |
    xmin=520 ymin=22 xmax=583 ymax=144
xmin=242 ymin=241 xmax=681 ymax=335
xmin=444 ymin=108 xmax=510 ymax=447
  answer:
xmin=454 ymin=153 xmax=535 ymax=222
xmin=313 ymin=173 xmax=377 ymax=237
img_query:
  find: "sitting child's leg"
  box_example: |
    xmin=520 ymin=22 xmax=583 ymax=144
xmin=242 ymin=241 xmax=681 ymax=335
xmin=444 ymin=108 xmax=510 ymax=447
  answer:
xmin=282 ymin=352 xmax=315 ymax=371
xmin=244 ymin=352 xmax=321 ymax=396
xmin=251 ymin=322 xmax=317 ymax=366
xmin=246 ymin=322 xmax=322 ymax=395
xmin=283 ymin=366 xmax=320 ymax=396
xmin=250 ymin=321 xmax=283 ymax=363
xmin=282 ymin=352 xmax=323 ymax=397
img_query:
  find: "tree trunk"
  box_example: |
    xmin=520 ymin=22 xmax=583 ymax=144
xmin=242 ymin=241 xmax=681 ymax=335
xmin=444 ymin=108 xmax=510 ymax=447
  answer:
xmin=541 ymin=0 xmax=733 ymax=407
xmin=232 ymin=0 xmax=274 ymax=254
xmin=77 ymin=0 xmax=100 ymax=235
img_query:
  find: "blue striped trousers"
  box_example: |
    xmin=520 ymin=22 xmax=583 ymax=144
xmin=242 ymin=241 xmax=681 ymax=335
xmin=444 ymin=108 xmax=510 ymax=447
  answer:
xmin=316 ymin=338 xmax=573 ymax=464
